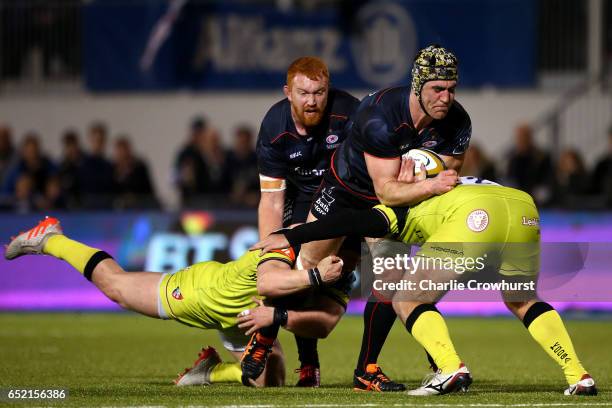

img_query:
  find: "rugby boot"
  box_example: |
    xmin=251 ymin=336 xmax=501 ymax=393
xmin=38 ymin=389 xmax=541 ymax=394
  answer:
xmin=407 ymin=363 xmax=472 ymax=396
xmin=5 ymin=216 xmax=62 ymax=260
xmin=353 ymin=364 xmax=405 ymax=392
xmin=564 ymin=374 xmax=598 ymax=396
xmin=295 ymin=364 xmax=320 ymax=387
xmin=174 ymin=346 xmax=221 ymax=386
xmin=240 ymin=333 xmax=273 ymax=386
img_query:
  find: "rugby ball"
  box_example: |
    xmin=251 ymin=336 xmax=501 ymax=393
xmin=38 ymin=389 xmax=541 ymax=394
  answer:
xmin=402 ymin=148 xmax=446 ymax=177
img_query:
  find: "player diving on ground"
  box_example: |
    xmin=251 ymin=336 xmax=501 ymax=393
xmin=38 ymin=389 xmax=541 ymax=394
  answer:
xmin=3 ymin=217 xmax=347 ymax=387
xmin=250 ymin=158 xmax=597 ymax=396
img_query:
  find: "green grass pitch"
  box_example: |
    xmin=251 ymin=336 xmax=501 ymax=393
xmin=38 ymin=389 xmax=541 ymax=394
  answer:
xmin=0 ymin=312 xmax=609 ymax=406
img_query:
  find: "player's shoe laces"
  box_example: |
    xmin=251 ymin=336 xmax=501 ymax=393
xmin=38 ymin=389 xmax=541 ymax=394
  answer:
xmin=5 ymin=216 xmax=62 ymax=260
xmin=240 ymin=333 xmax=273 ymax=386
xmin=353 ymin=364 xmax=406 ymax=392
xmin=174 ymin=346 xmax=221 ymax=386
xmin=564 ymin=374 xmax=597 ymax=396
xmin=407 ymin=363 xmax=472 ymax=396
xmin=295 ymin=365 xmax=320 ymax=387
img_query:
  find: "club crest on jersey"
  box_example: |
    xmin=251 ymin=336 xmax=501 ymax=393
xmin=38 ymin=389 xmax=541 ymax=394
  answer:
xmin=172 ymin=287 xmax=183 ymax=300
xmin=326 ymin=134 xmax=340 ymax=149
xmin=326 ymin=134 xmax=339 ymax=144
xmin=422 ymin=140 xmax=438 ymax=148
xmin=467 ymin=209 xmax=489 ymax=232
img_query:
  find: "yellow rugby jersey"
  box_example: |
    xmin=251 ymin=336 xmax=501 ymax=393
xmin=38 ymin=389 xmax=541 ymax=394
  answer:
xmin=374 ymin=179 xmax=537 ymax=245
xmin=160 ymin=247 xmax=296 ymax=330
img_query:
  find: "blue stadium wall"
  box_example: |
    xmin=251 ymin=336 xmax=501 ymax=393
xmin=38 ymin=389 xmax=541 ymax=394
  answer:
xmin=83 ymin=0 xmax=536 ymax=91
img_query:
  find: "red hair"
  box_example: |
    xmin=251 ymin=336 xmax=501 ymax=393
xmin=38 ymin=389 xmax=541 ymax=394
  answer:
xmin=286 ymin=57 xmax=329 ymax=88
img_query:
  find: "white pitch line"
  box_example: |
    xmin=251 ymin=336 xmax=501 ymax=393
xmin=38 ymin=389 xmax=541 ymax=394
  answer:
xmin=92 ymin=404 xmax=612 ymax=408
xmin=187 ymin=403 xmax=612 ymax=408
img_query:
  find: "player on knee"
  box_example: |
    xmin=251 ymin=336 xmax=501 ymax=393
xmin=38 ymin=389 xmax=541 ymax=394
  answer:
xmin=4 ymin=217 xmax=345 ymax=388
xmin=237 ymin=251 xmax=352 ymax=385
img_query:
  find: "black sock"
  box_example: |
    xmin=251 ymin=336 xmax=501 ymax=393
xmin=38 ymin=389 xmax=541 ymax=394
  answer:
xmin=295 ymin=335 xmax=319 ymax=368
xmin=259 ymin=322 xmax=280 ymax=340
xmin=404 ymin=303 xmax=439 ymax=333
xmin=355 ymin=301 xmax=397 ymax=373
xmin=426 ymin=349 xmax=437 ymax=371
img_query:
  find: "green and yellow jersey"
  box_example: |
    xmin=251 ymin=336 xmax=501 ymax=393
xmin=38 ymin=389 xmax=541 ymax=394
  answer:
xmin=159 ymin=248 xmax=295 ymax=330
xmin=374 ymin=179 xmax=540 ymax=275
xmin=284 ymin=177 xmax=541 ymax=276
xmin=374 ymin=177 xmax=539 ymax=245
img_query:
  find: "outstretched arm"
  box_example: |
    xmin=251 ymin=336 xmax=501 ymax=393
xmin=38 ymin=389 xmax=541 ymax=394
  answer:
xmin=256 ymin=256 xmax=344 ymax=297
xmin=238 ymin=296 xmax=344 ymax=338
xmin=251 ymin=208 xmax=391 ymax=253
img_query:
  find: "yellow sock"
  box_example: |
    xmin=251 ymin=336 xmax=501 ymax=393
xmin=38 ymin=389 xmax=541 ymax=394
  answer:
xmin=43 ymin=235 xmax=101 ymax=275
xmin=411 ymin=311 xmax=461 ymax=373
xmin=210 ymin=362 xmax=242 ymax=383
xmin=527 ymin=310 xmax=587 ymax=384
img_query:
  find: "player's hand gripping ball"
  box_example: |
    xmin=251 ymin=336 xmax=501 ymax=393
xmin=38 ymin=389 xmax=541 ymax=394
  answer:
xmin=402 ymin=148 xmax=446 ymax=177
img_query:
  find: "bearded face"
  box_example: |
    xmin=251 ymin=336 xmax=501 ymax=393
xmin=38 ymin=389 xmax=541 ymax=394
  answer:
xmin=285 ymin=73 xmax=329 ymax=129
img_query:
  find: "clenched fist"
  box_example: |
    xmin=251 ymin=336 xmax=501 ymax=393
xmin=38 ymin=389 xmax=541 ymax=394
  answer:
xmin=316 ymin=255 xmax=344 ymax=284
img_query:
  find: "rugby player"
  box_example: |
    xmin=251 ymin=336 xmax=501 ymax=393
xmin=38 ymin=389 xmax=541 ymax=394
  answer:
xmin=4 ymin=217 xmax=345 ymax=388
xmin=252 ymin=163 xmax=598 ymax=396
xmin=288 ymin=44 xmax=471 ymax=391
xmin=254 ymin=56 xmax=360 ymax=386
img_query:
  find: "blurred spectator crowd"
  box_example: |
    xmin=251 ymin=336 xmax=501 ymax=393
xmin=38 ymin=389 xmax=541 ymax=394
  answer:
xmin=174 ymin=117 xmax=259 ymax=209
xmin=461 ymin=123 xmax=612 ymax=209
xmin=0 ymin=117 xmax=611 ymax=213
xmin=0 ymin=117 xmax=259 ymax=213
xmin=0 ymin=121 xmax=159 ymax=212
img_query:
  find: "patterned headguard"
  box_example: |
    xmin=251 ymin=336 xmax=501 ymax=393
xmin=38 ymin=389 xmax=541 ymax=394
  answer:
xmin=411 ymin=44 xmax=458 ymax=97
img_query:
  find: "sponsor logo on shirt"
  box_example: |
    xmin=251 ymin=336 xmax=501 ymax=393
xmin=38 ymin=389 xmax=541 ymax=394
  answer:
xmin=466 ymin=209 xmax=489 ymax=232
xmin=521 ymin=216 xmax=539 ymax=227
xmin=290 ymin=151 xmax=303 ymax=159
xmin=313 ymin=186 xmax=335 ymax=216
xmin=293 ymin=167 xmax=326 ymax=177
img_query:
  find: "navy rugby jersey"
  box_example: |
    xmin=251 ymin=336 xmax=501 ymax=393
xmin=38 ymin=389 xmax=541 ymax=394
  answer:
xmin=331 ymin=86 xmax=471 ymax=200
xmin=256 ymin=88 xmax=359 ymax=201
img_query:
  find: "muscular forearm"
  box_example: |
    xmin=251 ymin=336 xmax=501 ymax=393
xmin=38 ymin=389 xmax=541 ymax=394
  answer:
xmin=258 ymin=195 xmax=284 ymax=239
xmin=284 ymin=209 xmax=389 ymax=247
xmin=378 ymin=179 xmax=434 ymax=206
xmin=257 ymin=269 xmax=312 ymax=297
